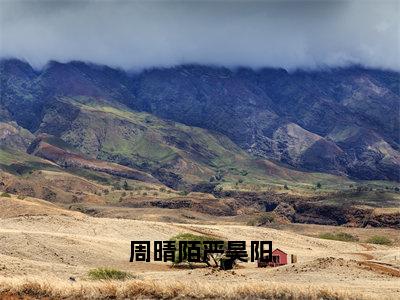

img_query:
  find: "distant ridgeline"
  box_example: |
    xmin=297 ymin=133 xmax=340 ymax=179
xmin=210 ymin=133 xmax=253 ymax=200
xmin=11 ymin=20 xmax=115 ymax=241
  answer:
xmin=1 ymin=58 xmax=399 ymax=182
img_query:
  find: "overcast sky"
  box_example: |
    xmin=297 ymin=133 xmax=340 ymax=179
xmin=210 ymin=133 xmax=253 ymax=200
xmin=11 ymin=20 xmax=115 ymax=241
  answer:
xmin=0 ymin=0 xmax=399 ymax=71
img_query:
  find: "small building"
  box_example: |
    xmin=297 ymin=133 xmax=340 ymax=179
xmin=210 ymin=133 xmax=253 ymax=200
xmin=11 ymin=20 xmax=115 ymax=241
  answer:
xmin=269 ymin=248 xmax=288 ymax=267
xmin=257 ymin=248 xmax=288 ymax=267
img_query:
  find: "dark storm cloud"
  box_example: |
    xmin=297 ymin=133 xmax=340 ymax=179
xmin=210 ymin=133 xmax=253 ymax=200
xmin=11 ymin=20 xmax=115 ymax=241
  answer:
xmin=0 ymin=0 xmax=399 ymax=70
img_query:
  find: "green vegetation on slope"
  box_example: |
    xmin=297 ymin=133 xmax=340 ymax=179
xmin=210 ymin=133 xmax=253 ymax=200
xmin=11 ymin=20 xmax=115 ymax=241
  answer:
xmin=318 ymin=232 xmax=359 ymax=242
xmin=0 ymin=147 xmax=60 ymax=176
xmin=2 ymin=96 xmax=395 ymax=195
xmin=55 ymin=97 xmax=362 ymax=190
xmin=366 ymin=235 xmax=393 ymax=245
xmin=88 ymin=268 xmax=132 ymax=281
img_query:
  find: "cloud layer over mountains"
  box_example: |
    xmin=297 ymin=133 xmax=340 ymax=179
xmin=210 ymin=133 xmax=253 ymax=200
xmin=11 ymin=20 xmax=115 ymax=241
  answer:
xmin=0 ymin=0 xmax=399 ymax=71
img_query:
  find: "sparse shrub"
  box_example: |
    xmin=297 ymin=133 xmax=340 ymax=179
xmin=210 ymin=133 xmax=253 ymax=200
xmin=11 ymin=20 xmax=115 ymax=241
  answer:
xmin=179 ymin=190 xmax=189 ymax=196
xmin=214 ymin=186 xmax=223 ymax=193
xmin=142 ymin=192 xmax=148 ymax=196
xmin=223 ymin=190 xmax=233 ymax=197
xmin=247 ymin=219 xmax=257 ymax=226
xmin=17 ymin=195 xmax=26 ymax=200
xmin=159 ymin=187 xmax=166 ymax=192
xmin=283 ymin=184 xmax=289 ymax=190
xmin=394 ymin=187 xmax=399 ymax=192
xmin=87 ymin=268 xmax=131 ymax=281
xmin=366 ymin=235 xmax=392 ymax=245
xmin=1 ymin=192 xmax=11 ymax=197
xmin=153 ymin=192 xmax=158 ymax=196
xmin=257 ymin=212 xmax=275 ymax=224
xmin=42 ymin=188 xmax=57 ymax=201
xmin=247 ymin=212 xmax=275 ymax=226
xmin=318 ymin=232 xmax=358 ymax=242
xmin=240 ymin=170 xmax=248 ymax=176
xmin=316 ymin=182 xmax=322 ymax=189
xmin=214 ymin=170 xmax=224 ymax=181
xmin=103 ymin=189 xmax=109 ymax=195
xmin=121 ymin=191 xmax=127 ymax=197
xmin=238 ymin=178 xmax=243 ymax=184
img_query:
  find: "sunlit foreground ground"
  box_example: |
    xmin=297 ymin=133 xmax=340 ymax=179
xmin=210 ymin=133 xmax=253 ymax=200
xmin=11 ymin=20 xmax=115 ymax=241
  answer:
xmin=0 ymin=196 xmax=399 ymax=299
xmin=0 ymin=277 xmax=380 ymax=300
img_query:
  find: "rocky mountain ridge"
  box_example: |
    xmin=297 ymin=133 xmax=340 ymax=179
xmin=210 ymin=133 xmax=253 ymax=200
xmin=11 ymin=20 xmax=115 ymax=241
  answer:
xmin=1 ymin=58 xmax=399 ymax=181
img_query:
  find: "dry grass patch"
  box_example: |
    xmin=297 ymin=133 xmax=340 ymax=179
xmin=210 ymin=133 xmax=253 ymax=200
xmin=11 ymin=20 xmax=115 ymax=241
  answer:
xmin=0 ymin=277 xmax=377 ymax=300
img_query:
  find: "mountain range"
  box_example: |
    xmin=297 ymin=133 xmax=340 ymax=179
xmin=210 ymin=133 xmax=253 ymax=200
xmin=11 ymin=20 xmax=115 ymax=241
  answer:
xmin=1 ymin=58 xmax=399 ymax=186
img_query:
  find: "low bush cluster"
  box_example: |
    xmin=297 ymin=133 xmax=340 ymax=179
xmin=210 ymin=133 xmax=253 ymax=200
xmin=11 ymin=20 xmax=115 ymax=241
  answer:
xmin=366 ymin=235 xmax=392 ymax=245
xmin=247 ymin=212 xmax=275 ymax=226
xmin=318 ymin=232 xmax=359 ymax=242
xmin=88 ymin=268 xmax=132 ymax=281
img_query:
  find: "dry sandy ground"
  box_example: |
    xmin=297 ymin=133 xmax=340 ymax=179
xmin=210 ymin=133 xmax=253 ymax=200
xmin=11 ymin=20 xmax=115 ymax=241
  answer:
xmin=0 ymin=196 xmax=399 ymax=299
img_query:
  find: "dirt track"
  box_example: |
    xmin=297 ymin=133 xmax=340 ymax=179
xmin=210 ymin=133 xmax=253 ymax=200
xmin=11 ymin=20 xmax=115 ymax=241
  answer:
xmin=348 ymin=244 xmax=400 ymax=277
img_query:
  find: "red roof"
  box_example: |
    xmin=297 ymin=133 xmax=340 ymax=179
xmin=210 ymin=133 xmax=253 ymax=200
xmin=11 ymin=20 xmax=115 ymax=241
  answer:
xmin=272 ymin=248 xmax=287 ymax=255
